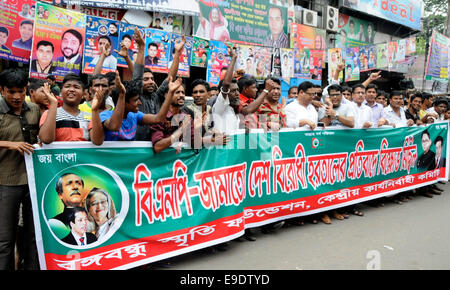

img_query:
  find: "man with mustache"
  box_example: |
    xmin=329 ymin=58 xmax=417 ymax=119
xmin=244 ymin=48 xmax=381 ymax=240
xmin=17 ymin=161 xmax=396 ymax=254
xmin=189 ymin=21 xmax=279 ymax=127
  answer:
xmin=50 ymin=173 xmax=87 ymax=230
xmin=55 ymin=29 xmax=83 ymax=74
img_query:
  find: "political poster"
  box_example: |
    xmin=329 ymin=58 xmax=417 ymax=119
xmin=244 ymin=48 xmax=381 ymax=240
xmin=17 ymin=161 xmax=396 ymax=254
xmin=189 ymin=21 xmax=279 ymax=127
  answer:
xmin=117 ymin=23 xmax=144 ymax=68
xmin=0 ymin=0 xmax=35 ymax=63
xmin=168 ymin=34 xmax=193 ymax=78
xmin=272 ymin=47 xmax=282 ymax=78
xmin=144 ymin=28 xmax=171 ymax=74
xmin=328 ymin=48 xmax=344 ymax=82
xmin=406 ymin=36 xmax=416 ymax=56
xmin=376 ymin=43 xmax=388 ymax=69
xmin=206 ymin=40 xmax=231 ymax=86
xmin=30 ymin=2 xmax=85 ymax=81
xmin=293 ymin=48 xmax=310 ymax=79
xmin=344 ymin=47 xmax=360 ymax=82
xmin=336 ymin=13 xmax=375 ymax=49
xmin=82 ymin=16 xmax=120 ymax=74
xmin=195 ymin=0 xmax=288 ymax=48
xmin=280 ymin=48 xmax=294 ymax=80
xmin=236 ymin=44 xmax=256 ymax=76
xmin=309 ymin=50 xmax=324 ymax=82
xmin=191 ymin=37 xmax=209 ymax=68
xmin=290 ymin=23 xmax=326 ymax=51
xmin=253 ymin=46 xmax=272 ymax=79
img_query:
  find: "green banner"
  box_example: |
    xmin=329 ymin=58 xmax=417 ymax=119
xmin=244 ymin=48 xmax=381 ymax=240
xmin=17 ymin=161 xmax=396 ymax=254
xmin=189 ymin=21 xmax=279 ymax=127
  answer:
xmin=25 ymin=124 xmax=449 ymax=269
xmin=194 ymin=0 xmax=288 ymax=47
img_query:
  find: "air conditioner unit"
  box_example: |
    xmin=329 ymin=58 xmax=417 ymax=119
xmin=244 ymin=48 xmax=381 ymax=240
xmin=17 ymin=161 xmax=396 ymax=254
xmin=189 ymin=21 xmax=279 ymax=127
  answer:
xmin=302 ymin=9 xmax=318 ymax=27
xmin=325 ymin=6 xmax=339 ymax=32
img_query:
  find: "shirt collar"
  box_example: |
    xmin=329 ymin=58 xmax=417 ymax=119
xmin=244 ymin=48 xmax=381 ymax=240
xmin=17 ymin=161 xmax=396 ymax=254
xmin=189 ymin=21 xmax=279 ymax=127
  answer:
xmin=0 ymin=96 xmax=30 ymax=114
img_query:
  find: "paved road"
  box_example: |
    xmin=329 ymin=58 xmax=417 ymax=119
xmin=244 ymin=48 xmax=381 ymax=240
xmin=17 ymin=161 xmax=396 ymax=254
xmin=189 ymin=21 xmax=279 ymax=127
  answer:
xmin=149 ymin=182 xmax=450 ymax=270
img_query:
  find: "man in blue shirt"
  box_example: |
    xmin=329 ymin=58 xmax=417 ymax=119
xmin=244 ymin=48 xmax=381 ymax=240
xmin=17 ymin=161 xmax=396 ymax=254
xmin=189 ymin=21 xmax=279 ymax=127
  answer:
xmin=12 ymin=20 xmax=33 ymax=51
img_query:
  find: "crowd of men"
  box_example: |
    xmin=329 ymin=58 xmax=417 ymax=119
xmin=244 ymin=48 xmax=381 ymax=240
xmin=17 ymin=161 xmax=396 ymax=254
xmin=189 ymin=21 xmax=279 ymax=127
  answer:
xmin=0 ymin=28 xmax=449 ymax=270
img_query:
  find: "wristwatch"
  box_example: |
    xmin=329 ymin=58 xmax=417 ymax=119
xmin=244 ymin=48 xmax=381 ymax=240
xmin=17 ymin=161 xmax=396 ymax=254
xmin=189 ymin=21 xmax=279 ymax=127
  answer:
xmin=263 ymin=89 xmax=269 ymax=94
xmin=334 ymin=113 xmax=339 ymax=120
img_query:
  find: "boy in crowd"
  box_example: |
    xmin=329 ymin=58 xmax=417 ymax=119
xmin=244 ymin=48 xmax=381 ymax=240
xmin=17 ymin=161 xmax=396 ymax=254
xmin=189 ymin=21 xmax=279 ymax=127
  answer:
xmin=0 ymin=68 xmax=40 ymax=269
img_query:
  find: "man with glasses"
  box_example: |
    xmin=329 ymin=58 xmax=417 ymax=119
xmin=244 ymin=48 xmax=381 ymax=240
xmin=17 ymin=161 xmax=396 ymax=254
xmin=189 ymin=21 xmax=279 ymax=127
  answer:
xmin=318 ymin=84 xmax=354 ymax=128
xmin=351 ymin=84 xmax=373 ymax=128
xmin=285 ymin=81 xmax=318 ymax=130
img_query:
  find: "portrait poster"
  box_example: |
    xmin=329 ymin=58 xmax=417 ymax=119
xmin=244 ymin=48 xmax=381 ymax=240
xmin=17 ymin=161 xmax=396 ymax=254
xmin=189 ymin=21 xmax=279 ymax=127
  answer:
xmin=387 ymin=41 xmax=398 ymax=70
xmin=358 ymin=45 xmax=372 ymax=72
xmin=252 ymin=46 xmax=272 ymax=79
xmin=117 ymin=23 xmax=144 ymax=68
xmin=191 ymin=36 xmax=209 ymax=68
xmin=328 ymin=48 xmax=343 ymax=82
xmin=272 ymin=47 xmax=282 ymax=78
xmin=336 ymin=13 xmax=374 ymax=49
xmin=290 ymin=23 xmax=326 ymax=51
xmin=376 ymin=43 xmax=388 ymax=69
xmin=82 ymin=16 xmax=120 ymax=74
xmin=396 ymin=39 xmax=406 ymax=63
xmin=152 ymin=12 xmax=173 ymax=32
xmin=280 ymin=48 xmax=294 ymax=80
xmin=0 ymin=0 xmax=36 ymax=63
xmin=293 ymin=48 xmax=310 ymax=79
xmin=344 ymin=47 xmax=360 ymax=82
xmin=169 ymin=34 xmax=193 ymax=78
xmin=206 ymin=40 xmax=231 ymax=86
xmin=195 ymin=0 xmax=288 ymax=47
xmin=236 ymin=44 xmax=256 ymax=76
xmin=143 ymin=28 xmax=171 ymax=74
xmin=30 ymin=2 xmax=86 ymax=82
xmin=309 ymin=50 xmax=324 ymax=82
xmin=406 ymin=36 xmax=416 ymax=56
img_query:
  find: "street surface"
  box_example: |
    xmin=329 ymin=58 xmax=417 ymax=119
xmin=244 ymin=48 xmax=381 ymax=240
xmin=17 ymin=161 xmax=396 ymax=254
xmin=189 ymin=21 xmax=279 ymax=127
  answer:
xmin=151 ymin=182 xmax=450 ymax=270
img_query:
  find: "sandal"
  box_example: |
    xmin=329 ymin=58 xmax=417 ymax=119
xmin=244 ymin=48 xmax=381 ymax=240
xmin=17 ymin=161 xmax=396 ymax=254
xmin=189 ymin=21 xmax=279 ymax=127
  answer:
xmin=332 ymin=211 xmax=344 ymax=220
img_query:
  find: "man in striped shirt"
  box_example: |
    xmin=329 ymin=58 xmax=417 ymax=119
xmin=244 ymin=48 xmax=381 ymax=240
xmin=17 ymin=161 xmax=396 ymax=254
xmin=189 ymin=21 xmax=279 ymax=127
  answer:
xmin=39 ymin=73 xmax=91 ymax=143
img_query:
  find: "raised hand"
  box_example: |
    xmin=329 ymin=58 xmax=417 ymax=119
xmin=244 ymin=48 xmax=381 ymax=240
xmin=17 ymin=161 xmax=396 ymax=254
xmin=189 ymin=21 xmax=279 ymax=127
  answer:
xmin=115 ymin=70 xmax=126 ymax=95
xmin=174 ymin=34 xmax=186 ymax=54
xmin=101 ymin=41 xmax=111 ymax=57
xmin=43 ymin=82 xmax=58 ymax=106
xmin=133 ymin=27 xmax=145 ymax=48
xmin=168 ymin=76 xmax=183 ymax=93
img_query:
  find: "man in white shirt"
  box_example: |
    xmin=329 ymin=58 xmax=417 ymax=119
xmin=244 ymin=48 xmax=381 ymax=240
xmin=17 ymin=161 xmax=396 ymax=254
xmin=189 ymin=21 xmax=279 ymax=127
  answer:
xmin=212 ymin=46 xmax=240 ymax=135
xmin=319 ymin=84 xmax=355 ymax=128
xmin=426 ymin=97 xmax=448 ymax=122
xmin=351 ymin=84 xmax=373 ymax=128
xmin=381 ymin=91 xmax=414 ymax=127
xmin=285 ymin=81 xmax=318 ymax=130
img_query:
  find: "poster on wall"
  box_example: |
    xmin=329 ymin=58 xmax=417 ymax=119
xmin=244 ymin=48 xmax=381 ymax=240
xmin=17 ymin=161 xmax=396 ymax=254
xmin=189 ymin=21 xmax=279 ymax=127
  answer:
xmin=117 ymin=23 xmax=145 ymax=68
xmin=376 ymin=43 xmax=388 ymax=69
xmin=309 ymin=49 xmax=324 ymax=82
xmin=290 ymin=23 xmax=326 ymax=51
xmin=206 ymin=40 xmax=231 ymax=86
xmin=191 ymin=36 xmax=209 ymax=68
xmin=328 ymin=48 xmax=343 ymax=82
xmin=195 ymin=0 xmax=288 ymax=48
xmin=169 ymin=34 xmax=193 ymax=78
xmin=0 ymin=0 xmax=36 ymax=63
xmin=336 ymin=13 xmax=375 ymax=49
xmin=293 ymin=48 xmax=310 ymax=79
xmin=280 ymin=48 xmax=294 ymax=81
xmin=144 ymin=28 xmax=171 ymax=74
xmin=30 ymin=2 xmax=86 ymax=81
xmin=344 ymin=47 xmax=360 ymax=82
xmin=82 ymin=16 xmax=120 ymax=74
